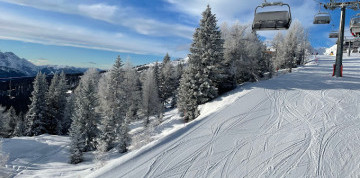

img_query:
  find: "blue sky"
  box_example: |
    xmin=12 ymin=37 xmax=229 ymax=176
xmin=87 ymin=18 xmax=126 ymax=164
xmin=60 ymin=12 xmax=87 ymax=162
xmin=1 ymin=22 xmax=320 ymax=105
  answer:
xmin=0 ymin=0 xmax=358 ymax=69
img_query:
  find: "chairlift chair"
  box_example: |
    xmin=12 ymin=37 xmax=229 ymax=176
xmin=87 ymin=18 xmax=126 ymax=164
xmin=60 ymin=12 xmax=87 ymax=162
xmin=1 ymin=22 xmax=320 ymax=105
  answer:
xmin=313 ymin=12 xmax=331 ymax=24
xmin=252 ymin=1 xmax=292 ymax=31
xmin=328 ymin=24 xmax=338 ymax=38
xmin=350 ymin=14 xmax=360 ymax=37
xmin=329 ymin=31 xmax=338 ymax=38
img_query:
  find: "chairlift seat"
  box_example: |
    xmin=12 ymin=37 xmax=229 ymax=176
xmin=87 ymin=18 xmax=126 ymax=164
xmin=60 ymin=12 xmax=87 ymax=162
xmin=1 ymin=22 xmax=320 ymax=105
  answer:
xmin=252 ymin=11 xmax=291 ymax=30
xmin=313 ymin=14 xmax=330 ymax=24
xmin=350 ymin=17 xmax=360 ymax=37
xmin=329 ymin=32 xmax=338 ymax=38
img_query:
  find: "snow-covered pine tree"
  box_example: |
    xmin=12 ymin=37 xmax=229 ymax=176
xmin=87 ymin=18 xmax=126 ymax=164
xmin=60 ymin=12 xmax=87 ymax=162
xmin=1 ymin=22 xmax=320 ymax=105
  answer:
xmin=271 ymin=32 xmax=285 ymax=71
xmin=117 ymin=108 xmax=131 ymax=153
xmin=13 ymin=112 xmax=24 ymax=137
xmin=177 ymin=68 xmax=199 ymax=122
xmin=170 ymin=62 xmax=184 ymax=108
xmin=142 ymin=67 xmax=161 ymax=126
xmin=222 ymin=22 xmax=247 ymax=83
xmin=123 ymin=61 xmax=141 ymax=121
xmin=69 ymin=68 xmax=100 ymax=157
xmin=62 ymin=93 xmax=74 ymax=135
xmin=178 ymin=5 xmax=233 ymax=121
xmin=159 ymin=53 xmax=176 ymax=109
xmin=25 ymin=72 xmax=48 ymax=136
xmin=281 ymin=20 xmax=308 ymax=72
xmin=197 ymin=5 xmax=235 ymax=93
xmin=45 ymin=73 xmax=59 ymax=134
xmin=243 ymin=31 xmax=267 ymax=81
xmin=0 ymin=106 xmax=9 ymax=137
xmin=55 ymin=71 xmax=68 ymax=135
xmin=0 ymin=138 xmax=9 ymax=167
xmin=69 ymin=124 xmax=84 ymax=164
xmin=5 ymin=107 xmax=17 ymax=137
xmin=98 ymin=56 xmax=128 ymax=153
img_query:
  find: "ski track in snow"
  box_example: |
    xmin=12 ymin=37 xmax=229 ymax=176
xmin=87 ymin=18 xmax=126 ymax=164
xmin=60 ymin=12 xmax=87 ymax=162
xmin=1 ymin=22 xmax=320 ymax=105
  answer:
xmin=88 ymin=55 xmax=360 ymax=178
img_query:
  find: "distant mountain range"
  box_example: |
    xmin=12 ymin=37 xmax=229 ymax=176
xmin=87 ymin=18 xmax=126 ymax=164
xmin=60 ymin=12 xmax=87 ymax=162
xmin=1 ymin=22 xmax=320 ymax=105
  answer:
xmin=0 ymin=51 xmax=88 ymax=78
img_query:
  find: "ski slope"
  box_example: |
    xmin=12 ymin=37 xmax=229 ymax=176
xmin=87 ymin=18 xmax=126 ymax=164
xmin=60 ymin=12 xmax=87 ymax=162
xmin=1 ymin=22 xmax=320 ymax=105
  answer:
xmin=89 ymin=55 xmax=360 ymax=178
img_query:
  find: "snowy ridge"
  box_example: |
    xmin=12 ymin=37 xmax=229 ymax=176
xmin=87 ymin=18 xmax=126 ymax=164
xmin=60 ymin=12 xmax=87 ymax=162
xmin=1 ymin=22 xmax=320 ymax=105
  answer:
xmin=0 ymin=51 xmax=90 ymax=77
xmin=324 ymin=45 xmax=337 ymax=55
xmin=0 ymin=52 xmax=37 ymax=76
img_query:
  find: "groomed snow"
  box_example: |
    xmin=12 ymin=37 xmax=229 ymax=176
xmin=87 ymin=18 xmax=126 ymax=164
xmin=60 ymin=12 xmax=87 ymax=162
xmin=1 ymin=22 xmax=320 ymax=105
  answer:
xmin=88 ymin=55 xmax=360 ymax=178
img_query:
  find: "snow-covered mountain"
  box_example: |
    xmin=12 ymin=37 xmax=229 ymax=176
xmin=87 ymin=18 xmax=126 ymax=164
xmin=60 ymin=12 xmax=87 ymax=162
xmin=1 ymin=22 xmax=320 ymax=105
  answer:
xmin=0 ymin=51 xmax=89 ymax=78
xmin=0 ymin=52 xmax=37 ymax=77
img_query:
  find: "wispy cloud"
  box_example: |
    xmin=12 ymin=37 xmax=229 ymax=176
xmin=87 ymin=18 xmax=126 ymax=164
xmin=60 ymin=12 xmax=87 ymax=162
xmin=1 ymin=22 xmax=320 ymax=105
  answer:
xmin=78 ymin=3 xmax=118 ymax=23
xmin=0 ymin=0 xmax=194 ymax=39
xmin=29 ymin=58 xmax=50 ymax=65
xmin=0 ymin=11 xmax=177 ymax=55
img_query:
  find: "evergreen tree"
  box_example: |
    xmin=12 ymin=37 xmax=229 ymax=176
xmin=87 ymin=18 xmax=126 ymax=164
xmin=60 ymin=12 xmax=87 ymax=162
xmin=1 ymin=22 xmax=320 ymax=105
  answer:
xmin=0 ymin=138 xmax=9 ymax=167
xmin=272 ymin=32 xmax=285 ymax=71
xmin=25 ymin=72 xmax=48 ymax=136
xmin=170 ymin=62 xmax=184 ymax=108
xmin=0 ymin=106 xmax=9 ymax=137
xmin=117 ymin=109 xmax=131 ymax=153
xmin=62 ymin=93 xmax=74 ymax=135
xmin=159 ymin=53 xmax=176 ymax=109
xmin=177 ymin=68 xmax=199 ymax=122
xmin=45 ymin=71 xmax=68 ymax=135
xmin=45 ymin=73 xmax=59 ymax=134
xmin=98 ymin=56 xmax=128 ymax=153
xmin=142 ymin=67 xmax=161 ymax=126
xmin=69 ymin=68 xmax=100 ymax=162
xmin=69 ymin=124 xmax=83 ymax=164
xmin=123 ymin=61 xmax=142 ymax=121
xmin=6 ymin=107 xmax=17 ymax=137
xmin=56 ymin=71 xmax=68 ymax=134
xmin=13 ymin=112 xmax=25 ymax=137
xmin=178 ymin=5 xmax=231 ymax=121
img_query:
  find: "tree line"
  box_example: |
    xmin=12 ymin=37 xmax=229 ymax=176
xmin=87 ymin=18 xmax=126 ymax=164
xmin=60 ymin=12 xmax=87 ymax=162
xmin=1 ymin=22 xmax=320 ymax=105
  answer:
xmin=0 ymin=5 xmax=311 ymax=164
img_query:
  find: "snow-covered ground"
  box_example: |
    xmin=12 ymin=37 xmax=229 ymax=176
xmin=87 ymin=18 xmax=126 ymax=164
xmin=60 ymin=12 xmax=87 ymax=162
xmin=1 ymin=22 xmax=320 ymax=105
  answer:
xmin=89 ymin=55 xmax=360 ymax=177
xmin=2 ymin=55 xmax=360 ymax=177
xmin=0 ymin=109 xmax=185 ymax=178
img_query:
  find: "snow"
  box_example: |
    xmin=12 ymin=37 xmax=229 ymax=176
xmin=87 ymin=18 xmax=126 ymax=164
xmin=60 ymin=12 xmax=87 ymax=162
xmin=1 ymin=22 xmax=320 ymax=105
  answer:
xmin=324 ymin=45 xmax=337 ymax=55
xmin=0 ymin=108 xmax=185 ymax=178
xmin=1 ymin=55 xmax=360 ymax=177
xmin=88 ymin=55 xmax=360 ymax=178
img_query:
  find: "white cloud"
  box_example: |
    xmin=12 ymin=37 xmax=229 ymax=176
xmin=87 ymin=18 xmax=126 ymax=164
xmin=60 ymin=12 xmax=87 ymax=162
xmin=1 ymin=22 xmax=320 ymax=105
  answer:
xmin=0 ymin=0 xmax=194 ymax=39
xmin=0 ymin=11 xmax=181 ymax=55
xmin=78 ymin=3 xmax=117 ymax=23
xmin=29 ymin=58 xmax=50 ymax=65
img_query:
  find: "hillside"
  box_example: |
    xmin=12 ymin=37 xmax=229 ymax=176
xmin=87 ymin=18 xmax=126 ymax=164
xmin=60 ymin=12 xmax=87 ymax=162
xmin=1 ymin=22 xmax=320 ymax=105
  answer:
xmin=88 ymin=55 xmax=360 ymax=178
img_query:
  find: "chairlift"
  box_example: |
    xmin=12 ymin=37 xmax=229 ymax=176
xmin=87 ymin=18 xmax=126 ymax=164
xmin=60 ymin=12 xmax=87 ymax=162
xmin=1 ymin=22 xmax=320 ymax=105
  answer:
xmin=313 ymin=12 xmax=331 ymax=24
xmin=313 ymin=4 xmax=330 ymax=24
xmin=329 ymin=32 xmax=338 ymax=38
xmin=252 ymin=0 xmax=292 ymax=31
xmin=350 ymin=13 xmax=360 ymax=37
xmin=329 ymin=25 xmax=338 ymax=38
